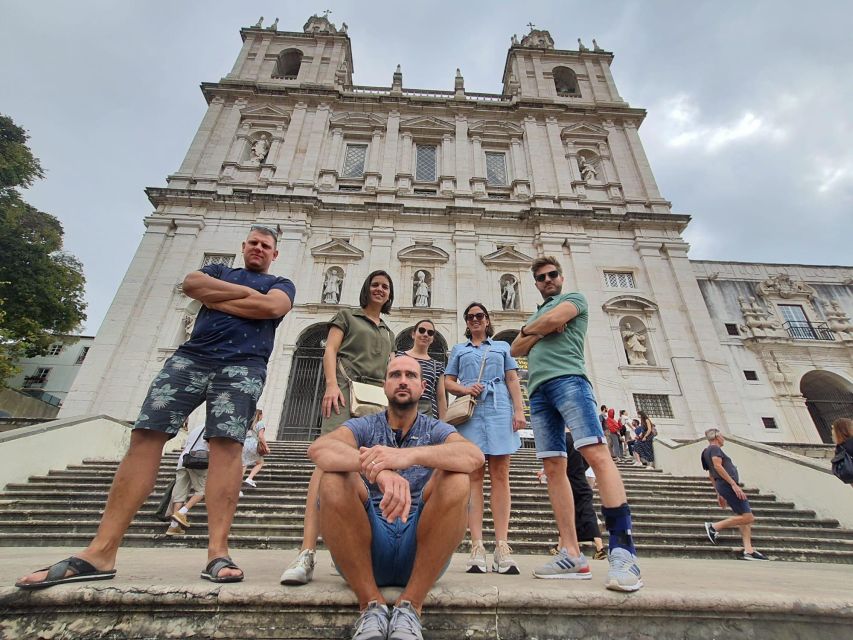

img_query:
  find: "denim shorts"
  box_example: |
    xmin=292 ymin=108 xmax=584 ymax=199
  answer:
xmin=133 ymin=353 xmax=266 ymax=444
xmin=365 ymin=498 xmax=424 ymax=587
xmin=529 ymin=375 xmax=607 ymax=458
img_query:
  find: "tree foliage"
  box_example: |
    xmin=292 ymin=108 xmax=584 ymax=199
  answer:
xmin=0 ymin=114 xmax=87 ymax=383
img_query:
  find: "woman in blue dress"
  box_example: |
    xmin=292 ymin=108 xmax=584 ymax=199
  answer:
xmin=445 ymin=302 xmax=526 ymax=575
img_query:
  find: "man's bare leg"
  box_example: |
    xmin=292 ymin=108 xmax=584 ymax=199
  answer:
xmin=580 ymin=443 xmax=627 ymax=508
xmin=398 ymin=470 xmax=469 ymax=614
xmin=205 ymin=437 xmax=243 ymax=579
xmin=318 ymin=471 xmax=381 ymax=609
xmin=295 ymin=467 xmax=323 ymax=551
xmin=467 ymin=464 xmax=486 ymax=541
xmin=16 ymin=429 xmax=169 ymax=584
xmin=184 ymin=493 xmax=205 ymax=511
xmin=542 ymin=456 xmax=580 ymax=556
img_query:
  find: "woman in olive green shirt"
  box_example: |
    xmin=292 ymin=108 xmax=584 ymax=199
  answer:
xmin=281 ymin=269 xmax=395 ymax=586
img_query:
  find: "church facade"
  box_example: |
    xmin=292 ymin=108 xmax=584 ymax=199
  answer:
xmin=59 ymin=16 xmax=853 ymax=444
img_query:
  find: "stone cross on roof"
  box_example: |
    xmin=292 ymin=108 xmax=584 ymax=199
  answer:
xmin=322 ymin=9 xmax=332 ymax=18
xmin=526 ymin=22 xmax=536 ymax=31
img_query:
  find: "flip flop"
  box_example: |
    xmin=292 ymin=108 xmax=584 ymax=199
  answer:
xmin=15 ymin=557 xmax=116 ymax=590
xmin=200 ymin=556 xmax=244 ymax=583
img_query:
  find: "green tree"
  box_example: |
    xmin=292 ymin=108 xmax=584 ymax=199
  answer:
xmin=0 ymin=114 xmax=86 ymax=384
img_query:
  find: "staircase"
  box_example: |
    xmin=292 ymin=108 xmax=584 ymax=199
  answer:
xmin=1 ymin=441 xmax=851 ymax=563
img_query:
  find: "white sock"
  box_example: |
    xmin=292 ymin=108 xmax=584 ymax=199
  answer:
xmin=178 ymin=507 xmax=189 ymax=515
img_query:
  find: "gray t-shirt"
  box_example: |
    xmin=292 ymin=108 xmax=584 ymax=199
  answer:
xmin=345 ymin=411 xmax=456 ymax=518
xmin=701 ymin=444 xmax=739 ymax=484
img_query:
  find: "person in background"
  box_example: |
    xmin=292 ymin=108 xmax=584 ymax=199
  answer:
xmin=632 ymin=410 xmax=655 ymax=467
xmin=395 ymin=319 xmax=447 ymax=420
xmin=165 ymin=421 xmax=209 ymax=536
xmin=242 ymin=409 xmax=270 ymax=488
xmin=281 ymin=270 xmax=395 ymax=586
xmin=831 ymin=418 xmax=853 ymax=486
xmin=605 ymin=408 xmax=622 ymax=460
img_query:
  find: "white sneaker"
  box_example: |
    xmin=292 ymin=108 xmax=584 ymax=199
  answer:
xmin=466 ymin=540 xmax=488 ymax=574
xmin=280 ymin=549 xmax=316 ymax=585
xmin=243 ymin=478 xmax=257 ymax=488
xmin=605 ymin=548 xmax=643 ymax=592
xmin=492 ymin=540 xmax=520 ymax=575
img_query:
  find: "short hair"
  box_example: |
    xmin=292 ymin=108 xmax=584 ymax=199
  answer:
xmin=248 ymin=224 xmax=278 ymax=247
xmin=705 ymin=428 xmax=722 ymax=441
xmin=462 ymin=302 xmax=494 ymax=339
xmin=359 ymin=270 xmax=394 ymax=314
xmin=531 ymin=256 xmax=563 ymax=277
xmin=831 ymin=418 xmax=853 ymax=444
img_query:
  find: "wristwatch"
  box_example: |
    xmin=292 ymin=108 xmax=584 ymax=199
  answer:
xmin=520 ymin=325 xmax=542 ymax=338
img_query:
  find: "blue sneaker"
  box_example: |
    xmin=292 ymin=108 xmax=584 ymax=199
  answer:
xmin=605 ymin=548 xmax=643 ymax=592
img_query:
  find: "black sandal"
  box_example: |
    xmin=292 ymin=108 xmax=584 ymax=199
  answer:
xmin=15 ymin=556 xmax=116 ymax=590
xmin=200 ymin=556 xmax=244 ymax=583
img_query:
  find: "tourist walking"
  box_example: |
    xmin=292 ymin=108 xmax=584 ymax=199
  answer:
xmin=281 ymin=270 xmax=395 ymax=586
xmin=445 ymin=302 xmax=526 ymax=575
xmin=511 ymin=256 xmax=643 ymax=592
xmin=16 ymin=225 xmax=295 ymax=588
xmin=395 ymin=319 xmax=447 ymax=419
xmin=632 ymin=410 xmax=655 ymax=467
xmin=242 ymin=409 xmax=270 ymax=488
xmin=701 ymin=428 xmax=768 ymax=560
xmin=165 ymin=421 xmax=209 ymax=537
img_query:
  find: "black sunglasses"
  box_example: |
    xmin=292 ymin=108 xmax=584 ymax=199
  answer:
xmin=416 ymin=326 xmax=435 ymax=336
xmin=534 ymin=270 xmax=560 ymax=282
xmin=465 ymin=312 xmax=486 ymax=322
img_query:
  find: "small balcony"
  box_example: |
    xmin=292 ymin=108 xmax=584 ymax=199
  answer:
xmin=783 ymin=321 xmax=835 ymax=341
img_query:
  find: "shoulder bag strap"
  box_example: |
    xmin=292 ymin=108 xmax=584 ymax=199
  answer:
xmin=475 ymin=344 xmax=492 ymax=385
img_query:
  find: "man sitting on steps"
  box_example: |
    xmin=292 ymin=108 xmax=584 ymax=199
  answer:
xmin=306 ymin=354 xmax=483 ymax=640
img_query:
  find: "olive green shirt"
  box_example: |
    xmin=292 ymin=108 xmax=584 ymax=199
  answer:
xmin=525 ymin=292 xmax=589 ymax=397
xmin=330 ymin=307 xmax=394 ymax=386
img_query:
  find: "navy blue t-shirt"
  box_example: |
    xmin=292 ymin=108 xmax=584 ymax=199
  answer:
xmin=178 ymin=264 xmax=296 ymax=365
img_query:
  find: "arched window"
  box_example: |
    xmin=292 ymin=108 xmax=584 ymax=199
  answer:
xmin=275 ymin=49 xmax=303 ymax=79
xmin=553 ymin=66 xmax=579 ymax=96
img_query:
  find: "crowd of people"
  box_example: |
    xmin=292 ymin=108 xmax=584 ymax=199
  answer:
xmin=16 ymin=223 xmax=828 ymax=640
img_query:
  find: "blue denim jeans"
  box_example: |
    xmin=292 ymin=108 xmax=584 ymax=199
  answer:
xmin=529 ymin=375 xmax=607 ymax=458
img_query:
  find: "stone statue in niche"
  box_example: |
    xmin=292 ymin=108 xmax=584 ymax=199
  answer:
xmin=413 ymin=271 xmax=431 ymax=307
xmin=578 ymin=155 xmax=597 ymax=182
xmin=621 ymin=322 xmax=649 ymax=365
xmin=501 ymin=275 xmax=519 ymax=310
xmin=249 ymin=136 xmax=270 ymax=165
xmin=322 ymin=268 xmax=343 ymax=304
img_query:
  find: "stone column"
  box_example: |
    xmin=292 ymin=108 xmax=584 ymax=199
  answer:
xmin=264 ymin=343 xmax=296 ymax=438
xmin=226 ymin=38 xmax=253 ymax=78
xmin=600 ymin=61 xmax=624 ymax=102
xmin=364 ymin=129 xmax=383 ymax=192
xmin=583 ymin=59 xmax=607 ymax=102
xmin=294 ymin=104 xmax=331 ymax=194
xmin=454 ymin=116 xmax=471 ymax=196
xmin=469 ymin=135 xmax=487 ymax=196
xmin=440 ymin=133 xmax=456 ymax=195
xmin=522 ymin=116 xmax=557 ymax=200
xmin=623 ymin=121 xmax=663 ymax=201
xmin=319 ymin=127 xmax=345 ymax=190
xmin=174 ymin=96 xmax=226 ymax=180
xmin=369 ymin=222 xmax=395 ymax=271
xmin=380 ymin=111 xmax=400 ymax=190
xmin=197 ymin=98 xmax=246 ymax=181
xmin=510 ymin=137 xmax=531 ymax=199
xmin=396 ymin=131 xmax=413 ymax=193
xmin=270 ymin=102 xmax=307 ymax=190
xmin=452 ymin=226 xmax=478 ymax=328
xmin=246 ymin=35 xmax=273 ymax=80
xmin=545 ymin=117 xmax=573 ymax=201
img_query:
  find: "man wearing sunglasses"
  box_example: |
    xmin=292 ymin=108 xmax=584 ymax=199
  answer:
xmin=16 ymin=224 xmax=295 ymax=590
xmin=511 ymin=256 xmax=643 ymax=592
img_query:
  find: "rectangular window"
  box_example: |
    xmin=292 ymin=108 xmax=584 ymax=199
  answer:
xmin=762 ymin=417 xmax=778 ymax=429
xmin=725 ymin=323 xmax=740 ymax=336
xmin=415 ymin=144 xmax=437 ymax=182
xmin=47 ymin=343 xmax=63 ymax=356
xmin=604 ymin=272 xmax=636 ymax=289
xmin=485 ymin=151 xmax=508 ymax=186
xmin=743 ymin=370 xmax=758 ymax=381
xmin=633 ymin=393 xmax=674 ymax=419
xmin=76 ymin=346 xmax=90 ymax=365
xmin=341 ymin=144 xmax=368 ymax=178
xmin=201 ymin=253 xmax=235 ymax=268
xmin=25 ymin=367 xmax=51 ymax=386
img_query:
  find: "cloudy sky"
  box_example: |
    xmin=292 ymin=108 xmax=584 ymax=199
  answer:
xmin=2 ymin=1 xmax=851 ymax=334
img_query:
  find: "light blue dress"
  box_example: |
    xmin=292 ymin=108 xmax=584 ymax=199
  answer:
xmin=445 ymin=339 xmax=521 ymax=456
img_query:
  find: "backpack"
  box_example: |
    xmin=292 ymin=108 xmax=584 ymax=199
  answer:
xmin=831 ymin=446 xmax=853 ymax=484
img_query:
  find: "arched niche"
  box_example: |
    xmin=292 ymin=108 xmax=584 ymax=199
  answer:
xmin=553 ymin=66 xmax=579 ymax=95
xmin=412 ymin=270 xmax=432 ymax=308
xmin=800 ymin=370 xmax=853 ymax=444
xmin=274 ymin=49 xmax=303 ymax=79
xmin=619 ymin=316 xmax=655 ymax=366
xmin=321 ymin=266 xmax=344 ymax=304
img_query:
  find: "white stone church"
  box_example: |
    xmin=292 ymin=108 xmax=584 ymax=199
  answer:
xmin=59 ymin=15 xmax=853 ymax=445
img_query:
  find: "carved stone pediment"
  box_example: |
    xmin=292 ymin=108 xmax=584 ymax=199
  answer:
xmin=241 ymin=105 xmax=291 ymax=124
xmin=481 ymin=245 xmax=535 ymax=268
xmin=329 ymin=112 xmax=387 ymax=133
xmin=397 ymin=241 xmax=450 ymax=264
xmin=310 ymin=237 xmax=364 ymax=261
xmin=561 ymin=122 xmax=609 ymax=141
xmin=757 ymin=273 xmax=815 ymax=302
xmin=602 ymin=295 xmax=658 ymax=315
xmin=469 ymin=119 xmax=524 ymax=139
xmin=399 ymin=116 xmax=455 ymax=135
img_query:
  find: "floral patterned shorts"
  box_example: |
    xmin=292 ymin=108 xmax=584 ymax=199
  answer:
xmin=133 ymin=353 xmax=267 ymax=444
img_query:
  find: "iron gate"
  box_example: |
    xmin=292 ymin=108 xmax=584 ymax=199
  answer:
xmin=277 ymin=325 xmax=327 ymax=441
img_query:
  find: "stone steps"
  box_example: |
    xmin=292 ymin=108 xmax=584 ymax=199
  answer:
xmin=1 ymin=441 xmax=851 ymax=563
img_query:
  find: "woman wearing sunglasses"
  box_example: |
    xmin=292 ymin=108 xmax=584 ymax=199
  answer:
xmin=445 ymin=302 xmax=526 ymax=575
xmin=395 ymin=319 xmax=447 ymax=420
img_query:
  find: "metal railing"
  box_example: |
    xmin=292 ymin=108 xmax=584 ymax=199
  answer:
xmin=783 ymin=321 xmax=835 ymax=341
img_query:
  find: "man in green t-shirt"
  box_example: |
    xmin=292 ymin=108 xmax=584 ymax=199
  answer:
xmin=511 ymin=256 xmax=643 ymax=592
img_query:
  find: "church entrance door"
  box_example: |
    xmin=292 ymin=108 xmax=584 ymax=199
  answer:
xmin=277 ymin=324 xmax=328 ymax=441
xmin=800 ymin=370 xmax=853 ymax=444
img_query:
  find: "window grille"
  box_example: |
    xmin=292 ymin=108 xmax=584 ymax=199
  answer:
xmin=604 ymin=272 xmax=636 ymax=288
xmin=633 ymin=394 xmax=674 ymax=419
xmin=76 ymin=346 xmax=90 ymax=365
xmin=485 ymin=152 xmax=508 ymax=186
xmin=415 ymin=145 xmax=437 ymax=182
xmin=341 ymin=144 xmax=368 ymax=178
xmin=47 ymin=343 xmax=63 ymax=356
xmin=201 ymin=254 xmax=235 ymax=268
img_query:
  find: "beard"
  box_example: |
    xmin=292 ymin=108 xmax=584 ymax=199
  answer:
xmin=389 ymin=394 xmax=419 ymax=411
